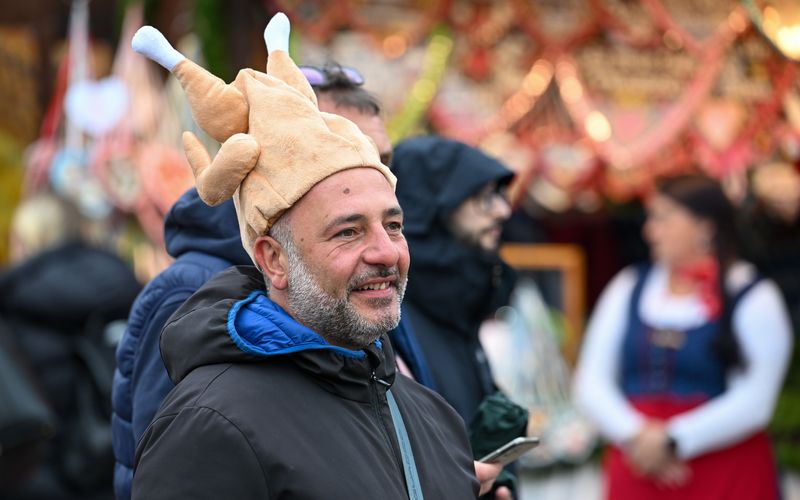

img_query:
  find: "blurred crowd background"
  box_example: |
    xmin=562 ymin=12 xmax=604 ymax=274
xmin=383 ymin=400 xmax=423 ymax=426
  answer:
xmin=1 ymin=1 xmax=799 ymax=498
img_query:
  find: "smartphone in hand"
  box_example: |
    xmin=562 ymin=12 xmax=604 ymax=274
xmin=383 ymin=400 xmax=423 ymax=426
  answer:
xmin=478 ymin=436 xmax=540 ymax=467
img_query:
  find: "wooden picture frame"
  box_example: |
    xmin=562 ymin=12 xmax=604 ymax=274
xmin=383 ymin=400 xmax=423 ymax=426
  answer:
xmin=499 ymin=243 xmax=587 ymax=365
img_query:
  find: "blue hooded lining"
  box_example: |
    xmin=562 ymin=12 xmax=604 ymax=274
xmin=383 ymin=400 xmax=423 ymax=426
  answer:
xmin=228 ymin=291 xmax=382 ymax=359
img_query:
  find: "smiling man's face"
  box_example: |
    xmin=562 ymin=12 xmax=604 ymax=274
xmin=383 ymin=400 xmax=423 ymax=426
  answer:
xmin=271 ymin=167 xmax=409 ymax=348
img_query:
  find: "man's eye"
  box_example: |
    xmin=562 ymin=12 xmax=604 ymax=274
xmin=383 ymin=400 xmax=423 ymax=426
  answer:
xmin=387 ymin=222 xmax=404 ymax=232
xmin=336 ymin=228 xmax=357 ymax=238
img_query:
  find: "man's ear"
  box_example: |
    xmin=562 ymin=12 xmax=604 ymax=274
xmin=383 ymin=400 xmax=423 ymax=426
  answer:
xmin=253 ymin=235 xmax=289 ymax=290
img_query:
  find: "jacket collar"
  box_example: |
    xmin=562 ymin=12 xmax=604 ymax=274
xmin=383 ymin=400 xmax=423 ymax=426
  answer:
xmin=161 ymin=266 xmax=396 ymax=402
xmin=230 ymin=292 xmax=397 ymax=401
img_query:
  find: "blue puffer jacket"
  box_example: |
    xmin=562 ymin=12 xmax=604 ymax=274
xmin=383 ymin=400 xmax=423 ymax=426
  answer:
xmin=111 ymin=188 xmax=251 ymax=500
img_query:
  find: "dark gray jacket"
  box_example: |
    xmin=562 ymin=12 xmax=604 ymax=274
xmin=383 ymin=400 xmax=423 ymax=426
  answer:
xmin=132 ymin=266 xmax=479 ymax=499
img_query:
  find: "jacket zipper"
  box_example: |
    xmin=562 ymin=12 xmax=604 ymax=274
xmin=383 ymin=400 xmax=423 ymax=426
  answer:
xmin=370 ymin=371 xmax=405 ymax=484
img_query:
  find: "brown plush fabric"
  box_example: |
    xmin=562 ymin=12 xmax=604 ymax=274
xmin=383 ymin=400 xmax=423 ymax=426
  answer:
xmin=174 ymin=51 xmax=395 ymax=263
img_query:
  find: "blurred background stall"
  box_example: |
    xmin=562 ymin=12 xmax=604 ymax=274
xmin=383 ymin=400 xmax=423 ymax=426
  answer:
xmin=0 ymin=1 xmax=798 ymax=498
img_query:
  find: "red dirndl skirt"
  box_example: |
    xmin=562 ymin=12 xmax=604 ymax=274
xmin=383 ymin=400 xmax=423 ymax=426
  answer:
xmin=604 ymin=397 xmax=779 ymax=500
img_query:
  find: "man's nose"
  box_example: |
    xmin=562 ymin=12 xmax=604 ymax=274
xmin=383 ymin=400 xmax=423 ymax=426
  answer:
xmin=492 ymin=195 xmax=512 ymax=220
xmin=362 ymin=227 xmax=401 ymax=266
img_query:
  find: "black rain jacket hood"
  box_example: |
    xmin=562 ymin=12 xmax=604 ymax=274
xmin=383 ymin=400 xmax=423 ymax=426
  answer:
xmin=391 ymin=136 xmax=518 ymax=424
xmin=392 ymin=136 xmax=517 ymax=336
xmin=392 ymin=135 xmax=514 ymax=236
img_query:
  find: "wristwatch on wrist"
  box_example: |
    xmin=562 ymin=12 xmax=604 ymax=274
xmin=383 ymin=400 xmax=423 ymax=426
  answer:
xmin=666 ymin=435 xmax=678 ymax=456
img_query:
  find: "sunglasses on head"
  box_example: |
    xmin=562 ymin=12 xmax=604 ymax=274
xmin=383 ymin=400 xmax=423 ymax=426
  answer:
xmin=299 ymin=64 xmax=365 ymax=89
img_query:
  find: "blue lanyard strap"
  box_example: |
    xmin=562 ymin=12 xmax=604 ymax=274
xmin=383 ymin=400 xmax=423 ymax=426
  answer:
xmin=386 ymin=389 xmax=425 ymax=500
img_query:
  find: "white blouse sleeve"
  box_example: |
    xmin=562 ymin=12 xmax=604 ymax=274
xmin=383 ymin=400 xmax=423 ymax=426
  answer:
xmin=667 ymin=279 xmax=793 ymax=460
xmin=573 ymin=267 xmax=645 ymax=444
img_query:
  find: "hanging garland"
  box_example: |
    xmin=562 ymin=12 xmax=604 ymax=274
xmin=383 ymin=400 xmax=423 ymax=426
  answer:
xmin=589 ymin=0 xmax=664 ymax=48
xmin=478 ymin=57 xmax=554 ymax=143
xmin=510 ymin=0 xmax=601 ymax=53
xmin=387 ymin=25 xmax=454 ymax=142
xmin=690 ymin=54 xmax=798 ymax=176
xmin=447 ymin=2 xmax=515 ymax=81
xmin=556 ymin=44 xmax=727 ymax=170
xmin=641 ymin=0 xmax=749 ymax=57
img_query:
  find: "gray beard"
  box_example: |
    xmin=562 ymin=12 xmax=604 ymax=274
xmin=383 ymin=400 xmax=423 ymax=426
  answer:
xmin=285 ymin=246 xmax=406 ymax=349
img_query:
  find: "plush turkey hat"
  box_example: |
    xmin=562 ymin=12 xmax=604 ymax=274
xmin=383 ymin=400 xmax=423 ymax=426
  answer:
xmin=132 ymin=13 xmax=395 ymax=263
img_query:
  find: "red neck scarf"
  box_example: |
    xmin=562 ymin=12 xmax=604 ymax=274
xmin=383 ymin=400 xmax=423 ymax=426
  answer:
xmin=675 ymin=256 xmax=722 ymax=320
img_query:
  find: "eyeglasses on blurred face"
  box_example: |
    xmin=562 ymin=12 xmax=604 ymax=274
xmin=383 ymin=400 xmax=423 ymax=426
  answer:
xmin=474 ymin=182 xmax=510 ymax=213
xmin=299 ymin=65 xmax=365 ymax=89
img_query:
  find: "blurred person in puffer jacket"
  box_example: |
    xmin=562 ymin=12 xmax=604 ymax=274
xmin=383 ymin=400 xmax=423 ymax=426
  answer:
xmin=1 ymin=192 xmax=140 ymax=500
xmin=110 ymin=188 xmax=249 ymax=500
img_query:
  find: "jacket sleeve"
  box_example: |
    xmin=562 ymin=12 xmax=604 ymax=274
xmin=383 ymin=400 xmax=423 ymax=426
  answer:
xmin=666 ymin=279 xmax=793 ymax=459
xmin=133 ymin=406 xmax=268 ymax=499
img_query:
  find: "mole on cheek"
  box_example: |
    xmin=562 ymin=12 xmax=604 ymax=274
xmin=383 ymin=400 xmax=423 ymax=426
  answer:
xmin=343 ymin=188 xmax=350 ymax=194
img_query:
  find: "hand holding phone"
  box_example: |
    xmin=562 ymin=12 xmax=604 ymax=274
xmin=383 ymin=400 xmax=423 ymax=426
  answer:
xmin=478 ymin=436 xmax=540 ymax=467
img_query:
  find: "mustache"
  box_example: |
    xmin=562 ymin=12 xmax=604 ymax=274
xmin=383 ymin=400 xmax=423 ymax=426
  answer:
xmin=348 ymin=267 xmax=401 ymax=292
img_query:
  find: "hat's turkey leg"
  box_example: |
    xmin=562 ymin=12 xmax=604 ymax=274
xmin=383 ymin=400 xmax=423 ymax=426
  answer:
xmin=262 ymin=13 xmax=317 ymax=107
xmin=182 ymin=131 xmax=260 ymax=206
xmin=132 ymin=26 xmax=249 ymax=143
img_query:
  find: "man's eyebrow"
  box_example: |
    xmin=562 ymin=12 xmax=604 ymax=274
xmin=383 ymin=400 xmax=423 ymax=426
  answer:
xmin=323 ymin=214 xmax=366 ymax=235
xmin=385 ymin=206 xmax=403 ymax=218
